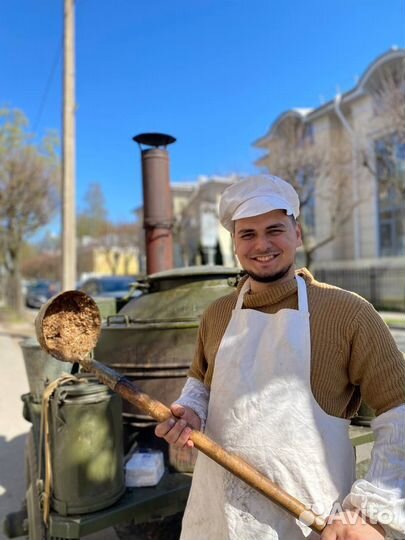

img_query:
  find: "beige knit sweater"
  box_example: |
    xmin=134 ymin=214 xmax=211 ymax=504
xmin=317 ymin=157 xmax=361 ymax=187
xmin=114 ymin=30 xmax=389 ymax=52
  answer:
xmin=188 ymin=268 xmax=405 ymax=418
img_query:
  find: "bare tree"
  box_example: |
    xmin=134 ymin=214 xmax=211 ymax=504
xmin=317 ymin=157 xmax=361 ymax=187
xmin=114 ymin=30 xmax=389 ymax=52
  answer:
xmin=0 ymin=108 xmax=59 ymax=313
xmin=97 ymin=222 xmax=142 ymax=275
xmin=263 ymin=115 xmax=356 ymax=268
xmin=77 ymin=182 xmax=110 ymax=243
xmin=362 ymin=58 xmax=405 ymax=196
xmin=76 ymin=182 xmax=142 ymax=276
xmin=113 ymin=222 xmax=142 ymax=274
xmin=370 ymin=58 xmax=405 ymax=141
xmin=21 ymin=252 xmax=61 ymax=281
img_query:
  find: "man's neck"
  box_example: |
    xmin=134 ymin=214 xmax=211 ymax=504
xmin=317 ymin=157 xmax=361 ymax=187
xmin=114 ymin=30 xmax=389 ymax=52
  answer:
xmin=248 ymin=267 xmax=297 ymax=293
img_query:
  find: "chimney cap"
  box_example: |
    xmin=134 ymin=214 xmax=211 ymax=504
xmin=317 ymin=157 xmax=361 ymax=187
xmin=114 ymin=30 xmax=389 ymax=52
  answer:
xmin=133 ymin=133 xmax=176 ymax=148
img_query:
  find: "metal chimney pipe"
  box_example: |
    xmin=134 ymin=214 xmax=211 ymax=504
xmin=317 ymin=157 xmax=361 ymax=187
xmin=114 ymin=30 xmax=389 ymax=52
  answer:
xmin=133 ymin=133 xmax=176 ymax=275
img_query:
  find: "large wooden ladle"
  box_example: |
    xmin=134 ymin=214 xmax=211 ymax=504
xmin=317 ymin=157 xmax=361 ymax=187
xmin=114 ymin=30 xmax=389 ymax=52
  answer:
xmin=35 ymin=290 xmax=326 ymax=535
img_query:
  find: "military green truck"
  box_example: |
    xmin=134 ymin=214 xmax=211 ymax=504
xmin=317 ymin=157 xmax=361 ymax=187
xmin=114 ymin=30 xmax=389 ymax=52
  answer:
xmin=3 ymin=267 xmax=375 ymax=540
xmin=4 ymin=267 xmax=244 ymax=540
xmin=2 ymin=132 xmax=375 ymax=539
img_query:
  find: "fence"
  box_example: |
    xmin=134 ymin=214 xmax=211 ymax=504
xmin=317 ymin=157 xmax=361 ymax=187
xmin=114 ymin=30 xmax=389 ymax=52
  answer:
xmin=315 ymin=266 xmax=405 ymax=311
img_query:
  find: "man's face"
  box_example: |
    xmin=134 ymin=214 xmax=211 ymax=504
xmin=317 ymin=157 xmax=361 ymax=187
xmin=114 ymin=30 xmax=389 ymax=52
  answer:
xmin=234 ymin=209 xmax=302 ymax=287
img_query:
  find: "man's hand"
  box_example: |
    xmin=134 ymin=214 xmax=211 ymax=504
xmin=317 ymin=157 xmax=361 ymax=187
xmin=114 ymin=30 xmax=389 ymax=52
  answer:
xmin=321 ymin=510 xmax=385 ymax=539
xmin=155 ymin=403 xmax=201 ymax=448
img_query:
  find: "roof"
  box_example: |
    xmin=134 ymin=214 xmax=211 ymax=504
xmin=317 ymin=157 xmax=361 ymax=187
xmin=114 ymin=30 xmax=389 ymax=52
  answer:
xmin=253 ymin=108 xmax=313 ymax=148
xmin=253 ymin=48 xmax=405 ymax=147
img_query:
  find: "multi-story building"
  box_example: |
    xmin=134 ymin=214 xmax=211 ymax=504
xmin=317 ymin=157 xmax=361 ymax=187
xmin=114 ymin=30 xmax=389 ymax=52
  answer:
xmin=253 ymin=49 xmax=405 ymax=307
xmin=254 ymin=49 xmax=405 ymax=264
xmin=78 ymin=243 xmax=140 ymax=279
xmin=172 ymin=175 xmax=238 ymax=267
xmin=254 ymin=48 xmax=405 ymax=308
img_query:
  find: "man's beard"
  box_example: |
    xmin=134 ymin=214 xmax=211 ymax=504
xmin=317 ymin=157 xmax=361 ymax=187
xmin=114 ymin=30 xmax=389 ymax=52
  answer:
xmin=246 ymin=264 xmax=293 ymax=284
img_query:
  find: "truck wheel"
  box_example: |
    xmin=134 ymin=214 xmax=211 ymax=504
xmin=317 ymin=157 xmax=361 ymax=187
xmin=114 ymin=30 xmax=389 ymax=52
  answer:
xmin=114 ymin=512 xmax=182 ymax=540
xmin=25 ymin=429 xmax=48 ymax=540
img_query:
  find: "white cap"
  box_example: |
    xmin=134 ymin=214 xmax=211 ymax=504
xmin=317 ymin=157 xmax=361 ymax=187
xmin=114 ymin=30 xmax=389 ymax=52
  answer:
xmin=219 ymin=175 xmax=300 ymax=232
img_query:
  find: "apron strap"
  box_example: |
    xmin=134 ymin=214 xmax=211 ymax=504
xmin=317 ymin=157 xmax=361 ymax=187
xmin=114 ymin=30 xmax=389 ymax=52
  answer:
xmin=234 ymin=274 xmax=309 ymax=313
xmin=296 ymin=275 xmax=309 ymax=313
xmin=235 ymin=278 xmax=250 ymax=310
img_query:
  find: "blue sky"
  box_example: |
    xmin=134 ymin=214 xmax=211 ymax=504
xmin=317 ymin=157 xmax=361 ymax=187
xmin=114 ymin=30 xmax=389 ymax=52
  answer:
xmin=2 ymin=0 xmax=405 ymax=230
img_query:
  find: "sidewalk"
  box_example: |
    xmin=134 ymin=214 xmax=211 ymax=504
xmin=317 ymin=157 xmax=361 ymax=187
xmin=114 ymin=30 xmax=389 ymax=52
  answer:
xmin=0 ymin=304 xmax=35 ymax=340
xmin=0 ymin=321 xmax=31 ymax=540
xmin=0 ymin=316 xmax=119 ymax=540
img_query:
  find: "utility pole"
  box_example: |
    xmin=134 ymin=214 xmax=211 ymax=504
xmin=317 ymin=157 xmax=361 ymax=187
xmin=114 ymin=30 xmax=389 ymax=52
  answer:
xmin=62 ymin=0 xmax=76 ymax=290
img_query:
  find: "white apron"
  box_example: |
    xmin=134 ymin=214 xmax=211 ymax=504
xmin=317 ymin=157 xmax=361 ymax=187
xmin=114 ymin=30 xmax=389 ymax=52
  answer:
xmin=180 ymin=275 xmax=355 ymax=540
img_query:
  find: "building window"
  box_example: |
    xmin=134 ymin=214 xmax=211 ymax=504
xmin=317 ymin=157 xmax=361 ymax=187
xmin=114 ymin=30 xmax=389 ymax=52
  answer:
xmin=303 ymin=123 xmax=314 ymax=145
xmin=302 ymin=195 xmax=316 ymax=237
xmin=296 ymin=169 xmax=316 ymax=237
xmin=297 ymin=122 xmax=314 ymax=148
xmin=376 ymin=134 xmax=405 ymax=256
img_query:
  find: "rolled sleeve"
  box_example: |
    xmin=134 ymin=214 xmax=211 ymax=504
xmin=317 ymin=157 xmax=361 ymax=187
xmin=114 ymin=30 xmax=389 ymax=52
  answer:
xmin=343 ymin=404 xmax=405 ymax=539
xmin=174 ymin=377 xmax=210 ymax=430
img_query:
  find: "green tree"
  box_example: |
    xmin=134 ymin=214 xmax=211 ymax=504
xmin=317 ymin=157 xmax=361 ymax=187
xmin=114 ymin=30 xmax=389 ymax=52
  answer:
xmin=0 ymin=108 xmax=60 ymax=313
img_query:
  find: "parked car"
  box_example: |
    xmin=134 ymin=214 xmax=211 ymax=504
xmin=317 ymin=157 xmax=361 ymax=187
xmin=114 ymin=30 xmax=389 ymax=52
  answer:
xmin=79 ymin=275 xmax=139 ymax=312
xmin=25 ymin=280 xmax=60 ymax=309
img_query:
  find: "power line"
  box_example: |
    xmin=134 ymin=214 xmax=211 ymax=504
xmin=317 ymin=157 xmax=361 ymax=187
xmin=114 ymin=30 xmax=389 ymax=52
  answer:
xmin=32 ymin=38 xmax=63 ymax=134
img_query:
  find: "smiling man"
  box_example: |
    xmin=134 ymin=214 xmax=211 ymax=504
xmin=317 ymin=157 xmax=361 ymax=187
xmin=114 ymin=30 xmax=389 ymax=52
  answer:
xmin=156 ymin=175 xmax=405 ymax=540
xmin=234 ymin=210 xmax=300 ymax=288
